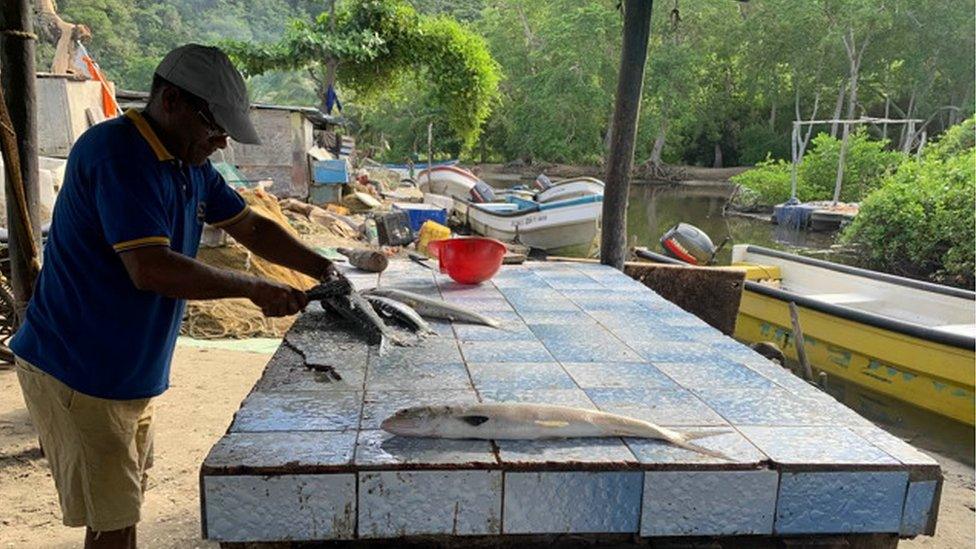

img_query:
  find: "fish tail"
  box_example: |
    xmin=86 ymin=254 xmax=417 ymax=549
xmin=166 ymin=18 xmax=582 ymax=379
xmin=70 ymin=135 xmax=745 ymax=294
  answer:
xmin=673 ymin=440 xmax=734 ymax=462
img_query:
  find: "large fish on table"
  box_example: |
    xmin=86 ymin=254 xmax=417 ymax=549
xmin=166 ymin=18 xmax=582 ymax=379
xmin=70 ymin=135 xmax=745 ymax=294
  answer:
xmin=381 ymin=403 xmax=732 ymax=460
xmin=366 ymin=288 xmax=500 ymax=328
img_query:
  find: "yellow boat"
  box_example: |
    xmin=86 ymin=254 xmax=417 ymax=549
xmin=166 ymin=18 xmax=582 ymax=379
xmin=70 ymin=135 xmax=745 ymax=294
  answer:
xmin=636 ymin=245 xmax=976 ymax=425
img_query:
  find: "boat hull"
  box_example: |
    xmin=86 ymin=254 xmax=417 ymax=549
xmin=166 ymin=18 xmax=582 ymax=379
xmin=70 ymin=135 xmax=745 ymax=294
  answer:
xmin=467 ymin=199 xmax=601 ymax=254
xmin=735 ymin=287 xmax=975 ymax=425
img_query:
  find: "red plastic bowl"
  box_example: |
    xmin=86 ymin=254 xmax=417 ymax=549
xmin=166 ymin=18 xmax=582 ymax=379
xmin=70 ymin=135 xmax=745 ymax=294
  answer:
xmin=427 ymin=237 xmax=506 ymax=284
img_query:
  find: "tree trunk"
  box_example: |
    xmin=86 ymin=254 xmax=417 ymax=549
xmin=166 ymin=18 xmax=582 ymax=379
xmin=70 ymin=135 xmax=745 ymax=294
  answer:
xmin=649 ymin=121 xmax=667 ymax=166
xmin=899 ymin=90 xmax=916 ymax=152
xmin=842 ymin=28 xmax=869 ymax=122
xmin=799 ymin=90 xmax=820 ymax=159
xmin=0 ymin=0 xmax=43 ymax=317
xmin=769 ymin=101 xmax=777 ymax=131
xmin=882 ymin=95 xmax=890 ymax=141
xmin=830 ymin=79 xmax=846 ymax=138
xmin=713 ymin=143 xmax=723 ymax=168
xmin=601 ymin=0 xmax=654 ymax=270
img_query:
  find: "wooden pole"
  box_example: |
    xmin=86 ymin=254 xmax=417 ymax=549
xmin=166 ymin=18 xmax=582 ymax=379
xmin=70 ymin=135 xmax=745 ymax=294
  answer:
xmin=600 ymin=0 xmax=654 ymax=270
xmin=788 ymin=302 xmax=813 ymax=382
xmin=0 ymin=0 xmax=43 ymax=319
xmin=426 ymin=121 xmax=433 ymax=187
xmin=831 ymin=121 xmax=850 ymax=205
xmin=789 ymin=122 xmax=798 ymax=199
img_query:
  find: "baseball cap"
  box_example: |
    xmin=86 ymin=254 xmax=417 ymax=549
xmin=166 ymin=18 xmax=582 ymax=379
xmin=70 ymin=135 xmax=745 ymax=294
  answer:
xmin=154 ymin=44 xmax=261 ymax=145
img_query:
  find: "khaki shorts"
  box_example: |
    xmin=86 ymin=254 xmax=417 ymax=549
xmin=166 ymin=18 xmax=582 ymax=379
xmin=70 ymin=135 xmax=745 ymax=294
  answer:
xmin=15 ymin=357 xmax=154 ymax=532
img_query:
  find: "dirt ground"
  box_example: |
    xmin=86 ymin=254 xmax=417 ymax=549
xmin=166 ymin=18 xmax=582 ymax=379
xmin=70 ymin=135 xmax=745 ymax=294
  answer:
xmin=1 ymin=344 xmax=973 ymax=548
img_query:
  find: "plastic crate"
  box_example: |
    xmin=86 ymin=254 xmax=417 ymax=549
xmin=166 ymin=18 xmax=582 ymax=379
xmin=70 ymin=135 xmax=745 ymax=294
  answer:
xmin=393 ymin=202 xmax=448 ymax=232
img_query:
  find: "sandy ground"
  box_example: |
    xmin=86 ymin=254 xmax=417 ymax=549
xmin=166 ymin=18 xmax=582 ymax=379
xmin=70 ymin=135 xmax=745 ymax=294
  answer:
xmin=1 ymin=344 xmax=973 ymax=548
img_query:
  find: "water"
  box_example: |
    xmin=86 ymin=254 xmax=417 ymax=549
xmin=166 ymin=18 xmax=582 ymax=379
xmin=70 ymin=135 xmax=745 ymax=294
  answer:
xmin=626 ymin=183 xmax=844 ymax=264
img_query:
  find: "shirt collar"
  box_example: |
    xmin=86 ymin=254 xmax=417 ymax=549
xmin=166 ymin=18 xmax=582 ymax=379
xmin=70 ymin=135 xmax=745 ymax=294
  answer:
xmin=124 ymin=109 xmax=175 ymax=162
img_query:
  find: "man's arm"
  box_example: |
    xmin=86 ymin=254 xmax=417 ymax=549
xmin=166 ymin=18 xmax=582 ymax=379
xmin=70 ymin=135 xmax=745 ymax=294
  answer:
xmin=221 ymin=210 xmax=337 ymax=281
xmin=118 ymin=246 xmax=307 ymax=317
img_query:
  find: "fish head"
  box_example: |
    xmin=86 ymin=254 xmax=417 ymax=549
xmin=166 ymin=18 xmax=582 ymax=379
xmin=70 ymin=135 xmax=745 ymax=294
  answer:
xmin=381 ymin=405 xmax=457 ymax=436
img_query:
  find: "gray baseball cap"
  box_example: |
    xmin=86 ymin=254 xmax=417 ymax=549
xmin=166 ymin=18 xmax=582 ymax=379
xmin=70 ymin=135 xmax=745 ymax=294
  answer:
xmin=154 ymin=44 xmax=261 ymax=145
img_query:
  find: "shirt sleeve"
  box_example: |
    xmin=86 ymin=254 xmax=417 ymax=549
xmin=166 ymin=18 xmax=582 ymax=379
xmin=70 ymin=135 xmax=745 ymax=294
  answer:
xmin=202 ymin=162 xmax=248 ymax=228
xmin=93 ymin=158 xmax=174 ymax=253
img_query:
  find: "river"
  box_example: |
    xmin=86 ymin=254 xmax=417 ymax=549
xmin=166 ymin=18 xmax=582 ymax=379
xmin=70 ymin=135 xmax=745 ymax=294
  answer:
xmin=626 ymin=182 xmax=845 ymax=264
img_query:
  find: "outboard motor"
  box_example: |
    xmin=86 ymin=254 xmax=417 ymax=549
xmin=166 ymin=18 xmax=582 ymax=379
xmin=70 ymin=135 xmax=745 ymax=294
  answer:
xmin=533 ymin=173 xmax=553 ymax=191
xmin=660 ymin=223 xmax=717 ymax=265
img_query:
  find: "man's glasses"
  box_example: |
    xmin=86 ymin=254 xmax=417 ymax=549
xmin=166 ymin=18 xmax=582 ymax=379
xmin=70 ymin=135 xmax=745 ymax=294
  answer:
xmin=196 ymin=109 xmax=227 ymax=139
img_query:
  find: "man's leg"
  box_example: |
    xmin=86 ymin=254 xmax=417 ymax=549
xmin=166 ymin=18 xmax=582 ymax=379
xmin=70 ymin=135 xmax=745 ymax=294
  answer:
xmin=15 ymin=358 xmax=154 ymax=545
xmin=85 ymin=525 xmax=136 ymax=549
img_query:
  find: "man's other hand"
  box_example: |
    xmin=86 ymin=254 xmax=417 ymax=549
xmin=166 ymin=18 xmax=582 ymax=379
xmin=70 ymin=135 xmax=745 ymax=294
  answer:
xmin=248 ymin=280 xmax=308 ymax=317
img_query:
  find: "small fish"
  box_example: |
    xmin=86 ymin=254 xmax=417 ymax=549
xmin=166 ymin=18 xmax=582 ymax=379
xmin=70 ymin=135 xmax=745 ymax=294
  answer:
xmin=382 ymin=403 xmax=732 ymax=460
xmin=365 ymin=294 xmax=437 ymax=336
xmin=366 ymin=288 xmax=500 ymax=327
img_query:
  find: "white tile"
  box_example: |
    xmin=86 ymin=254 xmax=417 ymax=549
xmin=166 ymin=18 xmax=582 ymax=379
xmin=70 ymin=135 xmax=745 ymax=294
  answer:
xmin=358 ymin=470 xmax=502 ymax=537
xmin=204 ymin=474 xmax=355 ymax=541
xmin=641 ymin=470 xmax=778 ymax=536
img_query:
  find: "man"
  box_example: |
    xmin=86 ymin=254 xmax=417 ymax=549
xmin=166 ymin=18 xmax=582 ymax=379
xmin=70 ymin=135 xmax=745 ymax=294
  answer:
xmin=10 ymin=44 xmax=336 ymax=548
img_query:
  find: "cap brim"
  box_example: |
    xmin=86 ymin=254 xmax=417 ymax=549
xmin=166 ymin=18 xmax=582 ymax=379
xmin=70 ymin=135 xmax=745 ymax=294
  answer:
xmin=210 ymin=103 xmax=261 ymax=145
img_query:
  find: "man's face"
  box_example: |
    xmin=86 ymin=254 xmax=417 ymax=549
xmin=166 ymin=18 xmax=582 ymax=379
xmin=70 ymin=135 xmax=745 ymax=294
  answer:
xmin=161 ymin=87 xmax=229 ymax=165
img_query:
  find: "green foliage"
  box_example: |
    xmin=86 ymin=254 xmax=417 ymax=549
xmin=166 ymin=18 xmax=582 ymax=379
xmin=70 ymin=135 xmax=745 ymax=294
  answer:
xmin=223 ymin=0 xmax=500 ymax=151
xmin=731 ymin=131 xmax=906 ymax=204
xmin=841 ymin=128 xmax=975 ymax=287
xmin=797 ymin=131 xmax=906 ymax=202
xmin=729 ymin=157 xmax=794 ymax=206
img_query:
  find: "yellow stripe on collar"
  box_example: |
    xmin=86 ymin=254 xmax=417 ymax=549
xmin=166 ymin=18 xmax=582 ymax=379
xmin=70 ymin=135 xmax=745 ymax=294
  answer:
xmin=124 ymin=109 xmax=174 ymax=162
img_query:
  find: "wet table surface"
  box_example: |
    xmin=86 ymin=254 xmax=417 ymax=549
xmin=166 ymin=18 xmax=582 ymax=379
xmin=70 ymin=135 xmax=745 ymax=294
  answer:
xmin=200 ymin=260 xmax=941 ymax=543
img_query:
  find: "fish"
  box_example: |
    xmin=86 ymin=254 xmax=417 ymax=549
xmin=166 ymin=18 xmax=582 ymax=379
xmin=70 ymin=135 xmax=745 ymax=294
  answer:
xmin=323 ymin=291 xmax=414 ymax=354
xmin=365 ymin=294 xmax=437 ymax=336
xmin=366 ymin=288 xmax=500 ymax=327
xmin=381 ymin=403 xmax=732 ymax=461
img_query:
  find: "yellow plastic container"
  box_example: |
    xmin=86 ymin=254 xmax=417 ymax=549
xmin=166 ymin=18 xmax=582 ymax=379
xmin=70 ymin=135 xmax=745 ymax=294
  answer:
xmin=417 ymin=220 xmax=451 ymax=257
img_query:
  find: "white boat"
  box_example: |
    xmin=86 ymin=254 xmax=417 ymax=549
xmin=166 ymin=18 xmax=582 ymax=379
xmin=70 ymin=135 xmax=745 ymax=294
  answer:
xmin=465 ymin=194 xmax=603 ymax=255
xmin=535 ymin=177 xmax=605 ymax=203
xmin=417 ymin=165 xmax=479 ymax=209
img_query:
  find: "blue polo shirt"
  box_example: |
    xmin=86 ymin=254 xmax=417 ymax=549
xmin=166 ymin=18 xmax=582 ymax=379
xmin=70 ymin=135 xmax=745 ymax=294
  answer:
xmin=11 ymin=109 xmax=249 ymax=399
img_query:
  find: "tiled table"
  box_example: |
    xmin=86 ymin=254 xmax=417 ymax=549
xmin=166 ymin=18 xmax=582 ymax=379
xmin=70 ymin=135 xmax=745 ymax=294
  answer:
xmin=200 ymin=260 xmax=941 ymax=544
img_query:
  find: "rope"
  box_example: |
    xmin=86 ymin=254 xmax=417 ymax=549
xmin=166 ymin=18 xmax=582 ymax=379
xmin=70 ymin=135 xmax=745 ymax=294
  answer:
xmin=0 ymin=30 xmax=38 ymax=40
xmin=0 ymin=84 xmax=42 ymax=285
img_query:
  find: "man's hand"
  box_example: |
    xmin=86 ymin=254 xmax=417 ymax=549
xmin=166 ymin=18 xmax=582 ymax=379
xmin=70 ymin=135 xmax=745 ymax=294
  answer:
xmin=248 ymin=280 xmax=308 ymax=317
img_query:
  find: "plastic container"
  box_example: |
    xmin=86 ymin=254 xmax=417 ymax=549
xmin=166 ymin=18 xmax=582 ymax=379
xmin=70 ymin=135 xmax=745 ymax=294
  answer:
xmin=416 ymin=220 xmax=452 ymax=257
xmin=393 ymin=202 xmax=448 ymax=232
xmin=427 ymin=237 xmax=506 ymax=285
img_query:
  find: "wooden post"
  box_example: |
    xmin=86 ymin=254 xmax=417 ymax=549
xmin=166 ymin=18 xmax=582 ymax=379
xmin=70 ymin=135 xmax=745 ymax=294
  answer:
xmin=831 ymin=121 xmax=850 ymax=205
xmin=426 ymin=121 xmax=433 ymax=187
xmin=788 ymin=302 xmax=813 ymax=382
xmin=0 ymin=0 xmax=43 ymax=318
xmin=601 ymin=0 xmax=654 ymax=270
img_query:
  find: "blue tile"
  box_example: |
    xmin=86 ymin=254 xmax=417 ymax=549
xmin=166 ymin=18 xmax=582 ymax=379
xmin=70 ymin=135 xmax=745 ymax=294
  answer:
xmin=586 ymin=387 xmax=728 ymax=426
xmin=437 ymin=280 xmax=503 ymax=297
xmin=532 ymin=325 xmax=643 ymax=362
xmin=503 ymin=472 xmax=643 ymax=533
xmin=441 ymin=296 xmax=515 ymax=312
xmin=478 ymin=388 xmax=596 ymax=408
xmin=360 ymin=389 xmax=480 ymax=429
xmin=492 ymin=276 xmax=551 ymax=289
xmin=204 ymin=432 xmax=357 ymax=469
xmin=654 ymin=361 xmax=778 ymax=390
xmin=849 ymin=426 xmax=939 ymax=466
xmin=626 ymin=427 xmax=767 ymax=466
xmin=359 ymin=470 xmax=502 ymax=537
xmin=738 ymin=426 xmax=901 ymax=465
xmin=900 ymin=480 xmax=938 ymax=536
xmin=467 ymin=362 xmax=577 ymax=392
xmin=369 ymin=338 xmax=463 ymax=367
xmin=460 ymin=340 xmax=554 ymax=362
xmin=695 ymin=388 xmax=845 ymax=426
xmin=517 ymin=310 xmax=599 ymax=325
xmin=354 ymin=430 xmax=497 ymax=467
xmin=642 ymin=470 xmax=778 ymax=536
xmin=496 ymin=437 xmax=637 ymax=466
xmin=453 ymin=320 xmax=537 ymax=342
xmin=562 ymin=362 xmax=680 ymax=389
xmin=365 ymin=361 xmax=472 ymax=391
xmin=775 ymin=471 xmax=908 ymax=534
xmin=229 ymin=391 xmax=362 ymax=432
xmin=628 ymin=341 xmax=718 ymax=361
